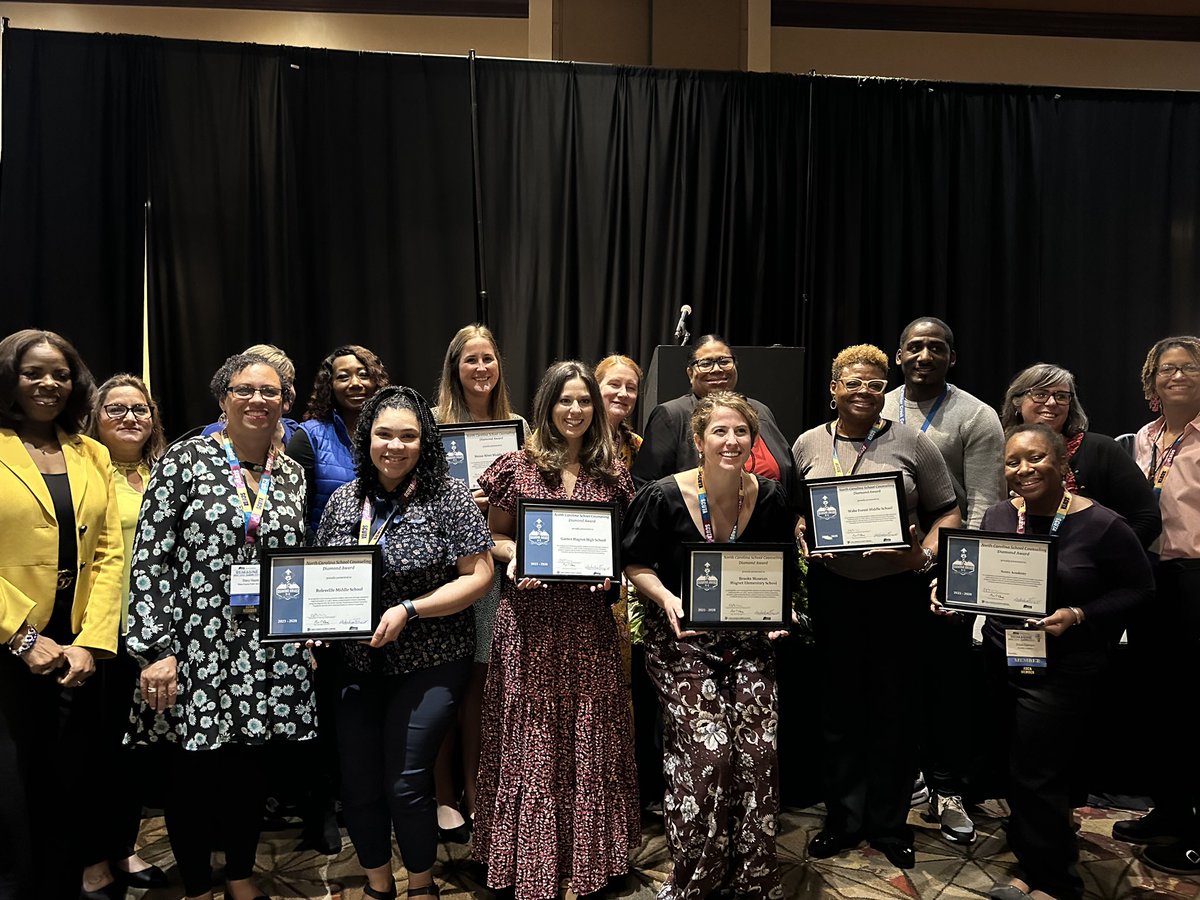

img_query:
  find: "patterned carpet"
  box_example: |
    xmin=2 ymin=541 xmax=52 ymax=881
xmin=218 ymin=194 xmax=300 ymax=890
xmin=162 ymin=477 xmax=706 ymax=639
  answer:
xmin=120 ymin=802 xmax=1197 ymax=899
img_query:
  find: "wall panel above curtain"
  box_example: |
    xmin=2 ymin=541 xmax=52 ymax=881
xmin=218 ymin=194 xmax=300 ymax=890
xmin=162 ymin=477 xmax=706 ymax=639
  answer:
xmin=474 ymin=59 xmax=811 ymax=414
xmin=0 ymin=28 xmax=146 ymax=381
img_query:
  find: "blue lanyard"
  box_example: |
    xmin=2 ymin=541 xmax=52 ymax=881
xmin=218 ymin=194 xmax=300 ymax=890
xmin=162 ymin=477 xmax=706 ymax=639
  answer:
xmin=899 ymin=386 xmax=948 ymax=433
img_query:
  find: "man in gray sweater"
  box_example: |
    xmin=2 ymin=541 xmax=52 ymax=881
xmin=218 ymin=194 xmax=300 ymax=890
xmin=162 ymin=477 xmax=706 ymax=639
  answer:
xmin=882 ymin=316 xmax=1005 ymax=848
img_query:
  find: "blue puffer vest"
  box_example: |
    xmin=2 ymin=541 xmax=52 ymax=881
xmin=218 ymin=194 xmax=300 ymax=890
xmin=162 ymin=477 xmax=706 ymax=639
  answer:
xmin=302 ymin=413 xmax=356 ymax=531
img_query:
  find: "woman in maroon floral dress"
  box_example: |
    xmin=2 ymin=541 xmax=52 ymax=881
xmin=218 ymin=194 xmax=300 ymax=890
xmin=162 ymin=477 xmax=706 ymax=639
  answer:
xmin=474 ymin=360 xmax=639 ymax=899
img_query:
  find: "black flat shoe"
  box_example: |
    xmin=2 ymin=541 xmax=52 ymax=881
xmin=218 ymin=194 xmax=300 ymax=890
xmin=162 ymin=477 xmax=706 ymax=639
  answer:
xmin=869 ymin=840 xmax=915 ymax=869
xmin=113 ymin=863 xmax=169 ymax=889
xmin=406 ymin=884 xmax=440 ymax=898
xmin=364 ymin=880 xmax=397 ymax=900
xmin=808 ymin=830 xmax=863 ymax=859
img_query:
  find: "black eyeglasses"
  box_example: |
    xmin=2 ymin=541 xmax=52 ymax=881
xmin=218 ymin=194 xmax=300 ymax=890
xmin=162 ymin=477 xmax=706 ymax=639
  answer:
xmin=102 ymin=403 xmax=152 ymax=420
xmin=690 ymin=356 xmax=736 ymax=372
xmin=1024 ymin=389 xmax=1072 ymax=404
xmin=227 ymin=385 xmax=283 ymax=400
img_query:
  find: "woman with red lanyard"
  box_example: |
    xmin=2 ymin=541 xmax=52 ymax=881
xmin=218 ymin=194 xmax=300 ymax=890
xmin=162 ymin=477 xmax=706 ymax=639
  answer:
xmin=316 ymin=386 xmax=493 ymax=899
xmin=127 ymin=352 xmax=313 ymax=900
xmin=945 ymin=423 xmax=1153 ymax=900
xmin=1112 ymin=336 xmax=1200 ymax=876
xmin=792 ymin=343 xmax=961 ymax=871
xmin=623 ymin=391 xmax=796 ymax=899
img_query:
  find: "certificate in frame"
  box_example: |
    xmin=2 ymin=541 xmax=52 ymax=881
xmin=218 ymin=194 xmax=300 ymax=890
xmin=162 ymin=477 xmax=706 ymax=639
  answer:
xmin=440 ymin=419 xmax=525 ymax=490
xmin=936 ymin=528 xmax=1056 ymax=619
xmin=805 ymin=471 xmax=909 ymax=553
xmin=515 ymin=498 xmax=620 ymax=583
xmin=681 ymin=542 xmax=793 ymax=630
xmin=259 ymin=545 xmax=383 ymax=643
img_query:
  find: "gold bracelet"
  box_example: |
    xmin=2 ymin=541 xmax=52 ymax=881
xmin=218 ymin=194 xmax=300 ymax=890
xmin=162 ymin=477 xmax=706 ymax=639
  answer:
xmin=1070 ymin=606 xmax=1084 ymax=625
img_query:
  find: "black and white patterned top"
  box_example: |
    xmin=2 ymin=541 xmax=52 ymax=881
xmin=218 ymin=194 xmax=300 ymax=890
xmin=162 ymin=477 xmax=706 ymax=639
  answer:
xmin=316 ymin=476 xmax=493 ymax=675
xmin=126 ymin=435 xmax=315 ymax=751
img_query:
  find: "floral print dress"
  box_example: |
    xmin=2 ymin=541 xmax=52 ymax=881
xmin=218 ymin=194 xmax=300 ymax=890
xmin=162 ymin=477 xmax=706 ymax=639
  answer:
xmin=620 ymin=475 xmax=793 ymax=900
xmin=126 ymin=436 xmax=316 ymax=750
xmin=473 ymin=451 xmax=640 ymax=900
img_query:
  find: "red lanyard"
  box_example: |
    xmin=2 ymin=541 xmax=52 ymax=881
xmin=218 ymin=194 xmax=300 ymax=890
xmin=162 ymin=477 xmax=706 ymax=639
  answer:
xmin=1016 ymin=491 xmax=1071 ymax=535
xmin=220 ymin=431 xmax=275 ymax=545
xmin=831 ymin=419 xmax=884 ymax=478
xmin=696 ymin=468 xmax=744 ymax=543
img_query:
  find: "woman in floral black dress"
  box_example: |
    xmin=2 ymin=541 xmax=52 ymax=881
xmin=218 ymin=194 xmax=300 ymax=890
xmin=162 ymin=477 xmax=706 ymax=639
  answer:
xmin=317 ymin=386 xmax=494 ymax=900
xmin=127 ymin=352 xmax=314 ymax=900
xmin=622 ymin=392 xmax=795 ymax=900
xmin=474 ymin=361 xmax=639 ymax=900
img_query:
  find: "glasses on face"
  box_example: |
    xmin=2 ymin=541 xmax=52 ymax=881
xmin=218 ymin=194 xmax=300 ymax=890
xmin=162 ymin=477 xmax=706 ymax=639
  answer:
xmin=838 ymin=378 xmax=887 ymax=394
xmin=1024 ymin=389 xmax=1072 ymax=405
xmin=102 ymin=403 xmax=152 ymax=420
xmin=1157 ymin=363 xmax=1200 ymax=378
xmin=691 ymin=355 xmax=736 ymax=372
xmin=227 ymin=384 xmax=282 ymax=401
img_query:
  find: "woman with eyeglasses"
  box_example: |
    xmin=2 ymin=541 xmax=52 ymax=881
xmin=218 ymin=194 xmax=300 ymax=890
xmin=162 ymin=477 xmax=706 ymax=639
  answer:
xmin=126 ymin=352 xmax=315 ymax=900
xmin=75 ymin=375 xmax=169 ymax=897
xmin=1110 ymin=337 xmax=1200 ymax=875
xmin=631 ymin=335 xmax=799 ymax=505
xmin=792 ymin=344 xmax=961 ymax=871
xmin=1000 ymin=364 xmax=1159 ymax=549
xmin=0 ymin=329 xmax=124 ymax=900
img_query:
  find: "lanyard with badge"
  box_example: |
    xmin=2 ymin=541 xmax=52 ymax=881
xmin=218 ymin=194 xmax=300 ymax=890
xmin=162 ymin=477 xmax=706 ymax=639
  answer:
xmin=1005 ymin=492 xmax=1071 ymax=675
xmin=1146 ymin=420 xmax=1186 ymax=498
xmin=898 ymin=386 xmax=947 ymax=433
xmin=223 ymin=431 xmax=277 ymax=612
xmin=830 ymin=419 xmax=884 ymax=478
xmin=358 ymin=478 xmax=416 ymax=547
xmin=697 ymin=468 xmax=744 ymax=543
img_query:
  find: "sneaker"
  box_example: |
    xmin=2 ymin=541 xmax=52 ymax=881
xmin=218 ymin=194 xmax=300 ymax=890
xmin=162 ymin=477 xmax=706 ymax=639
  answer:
xmin=1112 ymin=808 xmax=1192 ymax=846
xmin=911 ymin=773 xmax=930 ymax=808
xmin=930 ymin=793 xmax=977 ymax=845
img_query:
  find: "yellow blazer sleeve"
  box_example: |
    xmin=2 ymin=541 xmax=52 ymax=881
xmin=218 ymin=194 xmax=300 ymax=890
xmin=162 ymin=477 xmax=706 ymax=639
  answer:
xmin=73 ymin=449 xmax=124 ymax=657
xmin=0 ymin=577 xmax=38 ymax=645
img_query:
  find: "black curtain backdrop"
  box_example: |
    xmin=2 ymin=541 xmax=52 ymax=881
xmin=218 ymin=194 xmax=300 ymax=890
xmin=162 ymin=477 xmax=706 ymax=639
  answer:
xmin=474 ymin=59 xmax=811 ymax=414
xmin=0 ymin=30 xmax=145 ymax=381
xmin=4 ymin=27 xmax=1200 ymax=439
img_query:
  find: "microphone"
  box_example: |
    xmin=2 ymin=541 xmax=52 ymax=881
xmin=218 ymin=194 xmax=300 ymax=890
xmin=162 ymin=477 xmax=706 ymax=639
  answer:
xmin=673 ymin=304 xmax=693 ymax=345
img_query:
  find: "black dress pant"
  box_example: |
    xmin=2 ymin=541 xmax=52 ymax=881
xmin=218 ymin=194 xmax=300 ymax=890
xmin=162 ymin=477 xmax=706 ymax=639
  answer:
xmin=915 ymin=612 xmax=974 ymax=799
xmin=336 ymin=658 xmax=472 ymax=874
xmin=985 ymin=638 xmax=1106 ymax=900
xmin=0 ymin=651 xmax=107 ymax=900
xmin=809 ymin=566 xmax=923 ymax=844
xmin=164 ymin=743 xmax=271 ymax=897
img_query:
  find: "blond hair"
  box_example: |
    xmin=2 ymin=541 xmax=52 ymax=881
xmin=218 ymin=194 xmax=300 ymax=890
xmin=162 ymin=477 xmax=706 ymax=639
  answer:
xmin=831 ymin=344 xmax=888 ymax=381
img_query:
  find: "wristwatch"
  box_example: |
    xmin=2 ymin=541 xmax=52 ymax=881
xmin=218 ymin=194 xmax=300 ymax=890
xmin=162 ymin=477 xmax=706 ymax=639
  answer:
xmin=400 ymin=598 xmax=420 ymax=622
xmin=917 ymin=547 xmax=935 ymax=574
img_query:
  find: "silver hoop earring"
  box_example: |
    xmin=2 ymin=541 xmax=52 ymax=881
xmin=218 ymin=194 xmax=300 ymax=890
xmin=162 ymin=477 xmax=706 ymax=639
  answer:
xmin=830 ymin=399 xmax=837 ymax=410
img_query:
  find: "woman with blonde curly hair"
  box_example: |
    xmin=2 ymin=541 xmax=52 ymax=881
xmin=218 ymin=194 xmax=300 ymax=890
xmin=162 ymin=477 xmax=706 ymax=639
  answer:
xmin=792 ymin=343 xmax=961 ymax=871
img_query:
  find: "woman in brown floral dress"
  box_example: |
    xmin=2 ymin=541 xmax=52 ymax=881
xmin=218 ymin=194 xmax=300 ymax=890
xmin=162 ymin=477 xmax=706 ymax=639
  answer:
xmin=621 ymin=392 xmax=796 ymax=900
xmin=474 ymin=360 xmax=639 ymax=899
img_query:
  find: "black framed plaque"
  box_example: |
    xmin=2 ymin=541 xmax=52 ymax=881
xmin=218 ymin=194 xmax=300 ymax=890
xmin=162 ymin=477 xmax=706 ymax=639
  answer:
xmin=259 ymin=545 xmax=383 ymax=642
xmin=441 ymin=419 xmax=525 ymax=490
xmin=514 ymin=498 xmax=619 ymax=583
xmin=681 ymin=542 xmax=792 ymax=630
xmin=806 ymin=471 xmax=909 ymax=553
xmin=936 ymin=528 xmax=1056 ymax=619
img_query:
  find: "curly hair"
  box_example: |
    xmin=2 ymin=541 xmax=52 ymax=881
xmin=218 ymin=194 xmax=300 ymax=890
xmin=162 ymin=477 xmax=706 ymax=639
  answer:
xmin=594 ymin=353 xmax=643 ymax=447
xmin=434 ymin=324 xmax=516 ymax=424
xmin=1140 ymin=335 xmax=1200 ymax=402
xmin=209 ymin=352 xmax=294 ymax=408
xmin=830 ymin=344 xmax=889 ymax=381
xmin=999 ymin=363 xmax=1088 ymax=435
xmin=1004 ymin=422 xmax=1069 ymax=468
xmin=526 ymin=360 xmax=619 ymax=486
xmin=352 ymin=385 xmax=447 ymax=504
xmin=0 ymin=329 xmax=97 ymax=434
xmin=87 ymin=373 xmax=167 ymax=465
xmin=302 ymin=345 xmax=390 ymax=423
xmin=691 ymin=391 xmax=760 ymax=445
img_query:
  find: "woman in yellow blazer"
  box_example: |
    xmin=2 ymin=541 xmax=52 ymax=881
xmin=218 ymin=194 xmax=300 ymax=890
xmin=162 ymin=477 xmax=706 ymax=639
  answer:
xmin=0 ymin=329 xmax=124 ymax=900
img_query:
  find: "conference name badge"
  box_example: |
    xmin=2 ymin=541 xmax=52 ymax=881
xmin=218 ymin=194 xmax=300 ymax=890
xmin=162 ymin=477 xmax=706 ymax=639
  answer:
xmin=230 ymin=563 xmax=261 ymax=612
xmin=1005 ymin=628 xmax=1047 ymax=676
